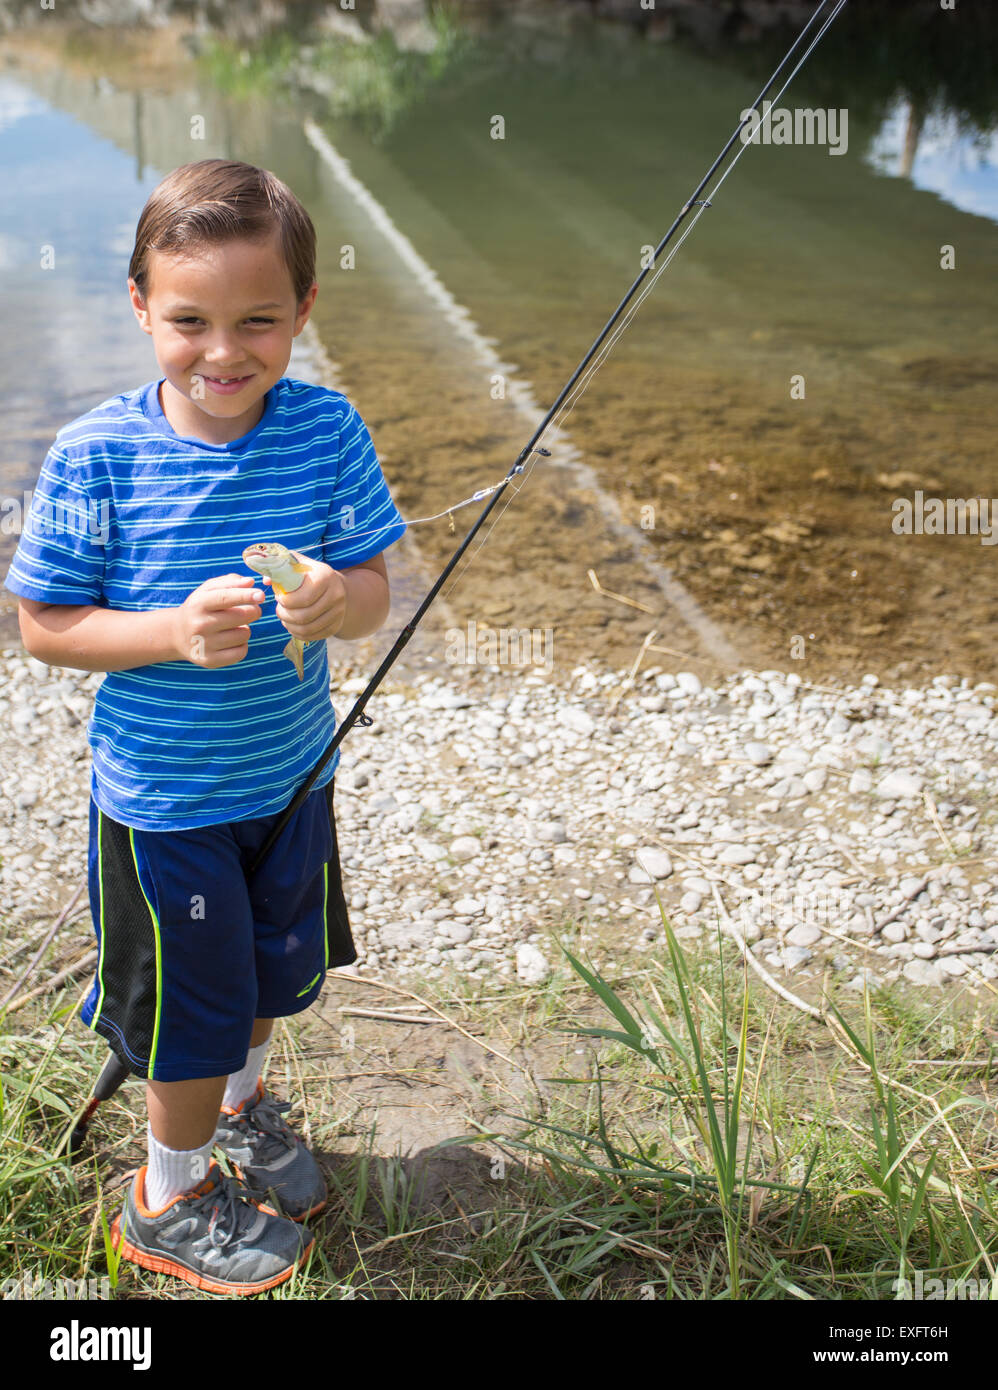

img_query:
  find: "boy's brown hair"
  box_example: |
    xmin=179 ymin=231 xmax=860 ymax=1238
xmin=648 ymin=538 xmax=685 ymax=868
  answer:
xmin=128 ymin=159 xmax=316 ymax=305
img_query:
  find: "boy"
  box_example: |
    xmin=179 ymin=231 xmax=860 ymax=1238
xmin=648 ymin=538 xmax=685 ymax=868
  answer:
xmin=4 ymin=159 xmax=406 ymax=1295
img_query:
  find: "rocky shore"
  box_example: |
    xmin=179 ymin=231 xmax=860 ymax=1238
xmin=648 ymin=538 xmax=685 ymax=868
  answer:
xmin=2 ymin=646 xmax=996 ymax=1000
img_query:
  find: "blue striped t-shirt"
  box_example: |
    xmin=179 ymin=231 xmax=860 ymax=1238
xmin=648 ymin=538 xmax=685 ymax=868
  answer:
xmin=3 ymin=377 xmax=407 ymax=831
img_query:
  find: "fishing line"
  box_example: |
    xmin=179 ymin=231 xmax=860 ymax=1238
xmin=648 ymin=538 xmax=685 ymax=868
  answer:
xmin=442 ymin=0 xmax=848 ymax=597
xmin=436 ymin=211 xmax=709 ymax=601
xmin=266 ymin=0 xmax=848 ymax=832
xmin=293 ymin=0 xmax=847 ymax=599
xmin=308 ymin=204 xmax=716 ymax=595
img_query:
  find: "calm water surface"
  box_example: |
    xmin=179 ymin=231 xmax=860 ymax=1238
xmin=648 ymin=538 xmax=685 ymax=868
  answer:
xmin=1 ymin=2 xmax=995 ymax=679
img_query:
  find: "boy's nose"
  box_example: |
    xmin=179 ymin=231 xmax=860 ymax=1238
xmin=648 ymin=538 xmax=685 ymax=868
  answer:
xmin=204 ymin=337 xmax=250 ymax=365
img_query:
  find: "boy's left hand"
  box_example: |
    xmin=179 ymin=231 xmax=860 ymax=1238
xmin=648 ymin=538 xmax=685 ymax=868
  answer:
xmin=268 ymin=552 xmax=347 ymax=641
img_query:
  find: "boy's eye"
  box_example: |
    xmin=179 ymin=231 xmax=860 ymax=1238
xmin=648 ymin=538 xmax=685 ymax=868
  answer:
xmin=172 ymin=316 xmax=276 ymax=326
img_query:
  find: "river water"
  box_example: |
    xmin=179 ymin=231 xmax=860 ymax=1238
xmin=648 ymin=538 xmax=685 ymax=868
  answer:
xmin=1 ymin=0 xmax=995 ymax=684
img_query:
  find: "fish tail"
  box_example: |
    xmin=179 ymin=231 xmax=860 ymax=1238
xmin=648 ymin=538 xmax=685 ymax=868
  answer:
xmin=283 ymin=636 xmax=305 ymax=681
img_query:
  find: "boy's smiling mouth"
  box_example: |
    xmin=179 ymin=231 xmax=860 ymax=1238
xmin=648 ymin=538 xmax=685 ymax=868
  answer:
xmin=201 ymin=373 xmax=255 ymax=395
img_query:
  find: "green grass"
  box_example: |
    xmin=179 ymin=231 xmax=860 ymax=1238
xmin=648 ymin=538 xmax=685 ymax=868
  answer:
xmin=1 ymin=893 xmax=997 ymax=1300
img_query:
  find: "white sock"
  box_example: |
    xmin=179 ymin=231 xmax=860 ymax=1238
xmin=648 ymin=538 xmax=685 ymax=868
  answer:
xmin=222 ymin=1038 xmax=270 ymax=1112
xmin=144 ymin=1126 xmax=215 ymax=1212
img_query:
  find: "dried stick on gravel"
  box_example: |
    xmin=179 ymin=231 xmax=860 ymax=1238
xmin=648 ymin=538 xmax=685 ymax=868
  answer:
xmin=339 ymin=1007 xmax=446 ymax=1026
xmin=924 ymin=792 xmax=955 ymax=857
xmin=0 ymin=901 xmax=90 ymax=971
xmin=0 ymin=877 xmax=87 ymax=1012
xmin=708 ymin=883 xmax=823 ymax=1021
xmin=5 ymin=949 xmax=97 ymax=1014
xmin=659 ymin=840 xmax=883 ymax=960
xmin=610 ymin=628 xmax=659 ymax=713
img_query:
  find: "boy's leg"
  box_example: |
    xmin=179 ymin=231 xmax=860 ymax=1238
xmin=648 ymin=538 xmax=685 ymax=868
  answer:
xmin=146 ymin=1020 xmax=274 ymax=1200
xmin=148 ymin=1075 xmax=228 ymax=1152
xmin=213 ymin=1009 xmax=325 ymax=1221
xmin=250 ymin=1018 xmax=274 ymax=1047
xmin=220 ymin=1018 xmax=273 ymax=1110
xmin=82 ymin=798 xmax=314 ymax=1292
xmin=212 ymin=783 xmax=349 ymax=1221
xmin=145 ymin=1075 xmax=227 ymax=1211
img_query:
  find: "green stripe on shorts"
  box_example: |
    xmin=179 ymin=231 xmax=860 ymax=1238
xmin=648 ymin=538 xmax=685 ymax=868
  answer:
xmin=91 ymin=810 xmax=108 ymax=1028
xmin=128 ymin=827 xmax=163 ymax=1079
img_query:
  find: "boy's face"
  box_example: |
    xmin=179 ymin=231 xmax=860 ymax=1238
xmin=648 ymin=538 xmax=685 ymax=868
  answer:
xmin=128 ymin=231 xmax=317 ymax=444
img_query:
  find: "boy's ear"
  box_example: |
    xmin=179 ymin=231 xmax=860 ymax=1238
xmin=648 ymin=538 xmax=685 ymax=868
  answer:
xmin=293 ymin=282 xmax=319 ymax=336
xmin=128 ymin=278 xmax=153 ymax=335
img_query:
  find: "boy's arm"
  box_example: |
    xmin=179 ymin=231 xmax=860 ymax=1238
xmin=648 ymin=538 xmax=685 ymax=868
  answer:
xmin=318 ymin=400 xmax=406 ymax=629
xmin=19 ymin=598 xmax=179 ymax=672
xmin=335 ymin=553 xmax=391 ymax=641
xmin=19 ymin=576 xmax=266 ymax=674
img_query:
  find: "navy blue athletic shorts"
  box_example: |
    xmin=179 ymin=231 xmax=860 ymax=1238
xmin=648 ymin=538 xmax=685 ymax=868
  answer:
xmin=80 ymin=778 xmax=355 ymax=1082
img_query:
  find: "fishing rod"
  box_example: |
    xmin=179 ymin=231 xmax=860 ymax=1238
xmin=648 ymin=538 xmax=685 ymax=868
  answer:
xmin=68 ymin=0 xmax=847 ymax=1158
xmin=249 ymin=0 xmax=847 ymax=875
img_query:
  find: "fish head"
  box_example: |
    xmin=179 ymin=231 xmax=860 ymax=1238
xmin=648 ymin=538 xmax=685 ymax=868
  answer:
xmin=242 ymin=541 xmax=292 ymax=576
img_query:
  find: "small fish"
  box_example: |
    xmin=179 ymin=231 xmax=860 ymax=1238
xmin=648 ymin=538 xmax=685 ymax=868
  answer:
xmin=242 ymin=541 xmax=311 ymax=680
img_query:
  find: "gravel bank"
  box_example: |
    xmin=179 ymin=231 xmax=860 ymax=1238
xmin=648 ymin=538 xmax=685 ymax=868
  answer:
xmin=2 ymin=648 xmax=996 ymax=996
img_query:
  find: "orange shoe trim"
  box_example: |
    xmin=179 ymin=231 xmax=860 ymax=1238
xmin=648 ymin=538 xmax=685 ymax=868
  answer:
xmin=219 ymin=1077 xmax=265 ymax=1118
xmin=110 ymin=1213 xmax=314 ymax=1296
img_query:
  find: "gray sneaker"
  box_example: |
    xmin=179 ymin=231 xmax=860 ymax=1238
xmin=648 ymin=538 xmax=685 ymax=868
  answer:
xmin=112 ymin=1161 xmax=314 ymax=1296
xmin=213 ymin=1081 xmax=327 ymax=1222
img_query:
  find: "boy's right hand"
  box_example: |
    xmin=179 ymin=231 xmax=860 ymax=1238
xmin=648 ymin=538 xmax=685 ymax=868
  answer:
xmin=171 ymin=574 xmax=266 ymax=669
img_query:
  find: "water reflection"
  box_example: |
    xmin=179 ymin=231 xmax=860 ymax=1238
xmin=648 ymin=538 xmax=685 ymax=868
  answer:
xmin=1 ymin=0 xmax=995 ymax=678
xmin=868 ymin=97 xmax=998 ymax=222
xmin=0 ymin=73 xmax=159 ymax=468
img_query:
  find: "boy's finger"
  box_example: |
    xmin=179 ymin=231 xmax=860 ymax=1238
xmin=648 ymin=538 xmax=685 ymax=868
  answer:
xmin=273 ymin=580 xmax=311 ymax=611
xmin=210 ymin=623 xmax=252 ymax=647
xmin=275 ymin=591 xmax=327 ymax=624
xmin=213 ymin=632 xmax=251 ymax=656
xmin=203 ymin=573 xmax=257 ymax=590
xmin=202 ymin=587 xmax=266 ymax=612
xmin=207 ymin=607 xmax=263 ymax=635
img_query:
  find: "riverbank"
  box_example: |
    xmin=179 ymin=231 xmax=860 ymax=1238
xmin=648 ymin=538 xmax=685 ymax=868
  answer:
xmin=2 ymin=645 xmax=995 ymax=1004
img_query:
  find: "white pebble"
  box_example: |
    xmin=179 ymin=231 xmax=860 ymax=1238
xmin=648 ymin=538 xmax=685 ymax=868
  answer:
xmin=516 ymin=943 xmax=551 ymax=985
